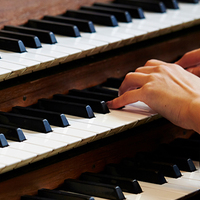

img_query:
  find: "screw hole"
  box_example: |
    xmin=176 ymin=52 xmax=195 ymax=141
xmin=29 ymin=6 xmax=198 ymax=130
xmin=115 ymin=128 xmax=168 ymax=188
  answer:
xmin=23 ymin=96 xmax=27 ymax=101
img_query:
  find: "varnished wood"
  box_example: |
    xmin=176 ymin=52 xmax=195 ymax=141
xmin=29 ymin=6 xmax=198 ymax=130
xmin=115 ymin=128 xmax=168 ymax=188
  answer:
xmin=0 ymin=118 xmax=194 ymax=200
xmin=0 ymin=0 xmax=112 ymax=29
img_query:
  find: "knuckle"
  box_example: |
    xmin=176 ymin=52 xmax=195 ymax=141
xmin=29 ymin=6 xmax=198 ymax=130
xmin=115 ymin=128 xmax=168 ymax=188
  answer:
xmin=145 ymin=59 xmax=158 ymax=66
xmin=135 ymin=66 xmax=143 ymax=72
xmin=125 ymin=72 xmax=134 ymax=80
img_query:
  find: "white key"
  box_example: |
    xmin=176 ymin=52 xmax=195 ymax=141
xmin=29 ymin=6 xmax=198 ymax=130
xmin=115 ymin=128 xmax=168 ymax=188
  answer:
xmin=0 ymin=155 xmax=20 ymax=174
xmin=0 ymin=50 xmax=53 ymax=72
xmin=179 ymin=3 xmax=200 ymax=20
xmin=0 ymin=163 xmax=6 ymax=173
xmin=124 ymin=188 xmax=184 ymax=200
xmin=181 ymin=170 xmax=200 ymax=182
xmin=139 ymin=180 xmax=195 ymax=196
xmin=64 ymin=110 xmax=151 ymax=139
xmin=27 ymin=44 xmax=81 ymax=65
xmin=0 ymin=65 xmax=11 ymax=81
xmin=0 ymin=52 xmax=40 ymax=74
xmin=55 ymin=35 xmax=109 ymax=53
xmin=0 ymin=59 xmax=27 ymax=79
xmin=193 ymin=161 xmax=200 ymax=171
xmin=166 ymin=176 xmax=200 ymax=190
xmin=22 ymin=129 xmax=81 ymax=155
xmin=55 ymin=37 xmax=96 ymax=57
xmin=144 ymin=12 xmax=184 ymax=32
xmin=94 ymin=25 xmax=137 ymax=45
xmin=167 ymin=9 xmax=196 ymax=26
xmin=0 ymin=146 xmax=36 ymax=168
xmin=67 ymin=120 xmax=111 ymax=140
xmin=52 ymin=126 xmax=96 ymax=146
xmin=62 ymin=101 xmax=155 ymax=137
xmin=109 ymin=102 xmax=157 ymax=128
xmin=179 ymin=4 xmax=200 ymax=26
xmin=8 ymin=139 xmax=52 ymax=163
xmin=119 ymin=19 xmax=168 ymax=39
xmin=81 ymin=32 xmax=122 ymax=50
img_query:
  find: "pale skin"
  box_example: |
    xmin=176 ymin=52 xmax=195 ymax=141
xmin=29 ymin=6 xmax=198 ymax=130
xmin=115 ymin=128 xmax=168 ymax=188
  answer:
xmin=106 ymin=48 xmax=200 ymax=134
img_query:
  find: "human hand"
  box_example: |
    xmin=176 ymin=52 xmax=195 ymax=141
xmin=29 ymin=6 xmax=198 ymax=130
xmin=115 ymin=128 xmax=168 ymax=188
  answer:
xmin=176 ymin=48 xmax=200 ymax=77
xmin=107 ymin=59 xmax=200 ymax=133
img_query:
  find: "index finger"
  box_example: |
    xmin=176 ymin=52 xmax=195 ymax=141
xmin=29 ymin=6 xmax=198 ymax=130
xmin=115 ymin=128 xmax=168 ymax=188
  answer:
xmin=176 ymin=49 xmax=200 ymax=69
xmin=107 ymin=89 xmax=142 ymax=109
xmin=119 ymin=72 xmax=149 ymax=96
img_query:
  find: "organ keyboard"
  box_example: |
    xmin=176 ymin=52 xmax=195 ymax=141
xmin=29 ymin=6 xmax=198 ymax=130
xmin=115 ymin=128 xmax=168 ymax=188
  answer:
xmin=0 ymin=0 xmax=199 ymax=199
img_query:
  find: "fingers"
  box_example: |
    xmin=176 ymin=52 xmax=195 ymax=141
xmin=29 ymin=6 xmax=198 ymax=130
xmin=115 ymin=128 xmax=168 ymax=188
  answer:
xmin=136 ymin=59 xmax=171 ymax=74
xmin=107 ymin=89 xmax=142 ymax=109
xmin=144 ymin=59 xmax=169 ymax=67
xmin=107 ymin=59 xmax=172 ymax=109
xmin=119 ymin=59 xmax=170 ymax=96
xmin=176 ymin=48 xmax=200 ymax=69
xmin=186 ymin=65 xmax=200 ymax=77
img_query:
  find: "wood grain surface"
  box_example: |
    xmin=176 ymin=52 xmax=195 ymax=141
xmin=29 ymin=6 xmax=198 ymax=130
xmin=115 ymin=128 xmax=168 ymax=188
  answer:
xmin=0 ymin=0 xmax=112 ymax=29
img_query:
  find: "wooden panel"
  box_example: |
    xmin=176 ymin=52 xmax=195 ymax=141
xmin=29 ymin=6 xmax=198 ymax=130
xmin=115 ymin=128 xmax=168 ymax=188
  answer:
xmin=0 ymin=0 xmax=112 ymax=29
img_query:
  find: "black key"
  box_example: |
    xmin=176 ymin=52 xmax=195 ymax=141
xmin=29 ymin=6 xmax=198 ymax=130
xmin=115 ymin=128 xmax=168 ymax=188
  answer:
xmin=159 ymin=156 xmax=195 ymax=172
xmin=122 ymin=158 xmax=182 ymax=178
xmin=93 ymin=2 xmax=145 ymax=19
xmin=38 ymin=189 xmax=94 ymax=200
xmin=63 ymin=179 xmax=125 ymax=200
xmin=104 ymin=163 xmax=167 ymax=184
xmin=0 ymin=111 xmax=52 ymax=133
xmin=157 ymin=143 xmax=200 ymax=162
xmin=152 ymin=0 xmax=179 ymax=9
xmin=12 ymin=106 xmax=69 ymax=127
xmin=178 ymin=0 xmax=199 ymax=3
xmin=4 ymin=25 xmax=57 ymax=44
xmin=43 ymin=15 xmax=96 ymax=33
xmin=0 ymin=134 xmax=8 ymax=147
xmin=80 ymin=172 xmax=142 ymax=194
xmin=65 ymin=10 xmax=118 ymax=27
xmin=68 ymin=89 xmax=116 ymax=101
xmin=26 ymin=19 xmax=80 ymax=37
xmin=0 ymin=36 xmax=26 ymax=53
xmin=114 ymin=0 xmax=166 ymax=13
xmin=53 ymin=94 xmax=110 ymax=114
xmin=0 ymin=124 xmax=26 ymax=142
xmin=137 ymin=151 xmax=196 ymax=172
xmin=148 ymin=149 xmax=196 ymax=172
xmin=87 ymin=86 xmax=118 ymax=97
xmin=0 ymin=30 xmax=41 ymax=48
xmin=102 ymin=77 xmax=123 ymax=89
xmin=21 ymin=195 xmax=55 ymax=200
xmin=38 ymin=98 xmax=94 ymax=118
xmin=80 ymin=6 xmax=132 ymax=22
